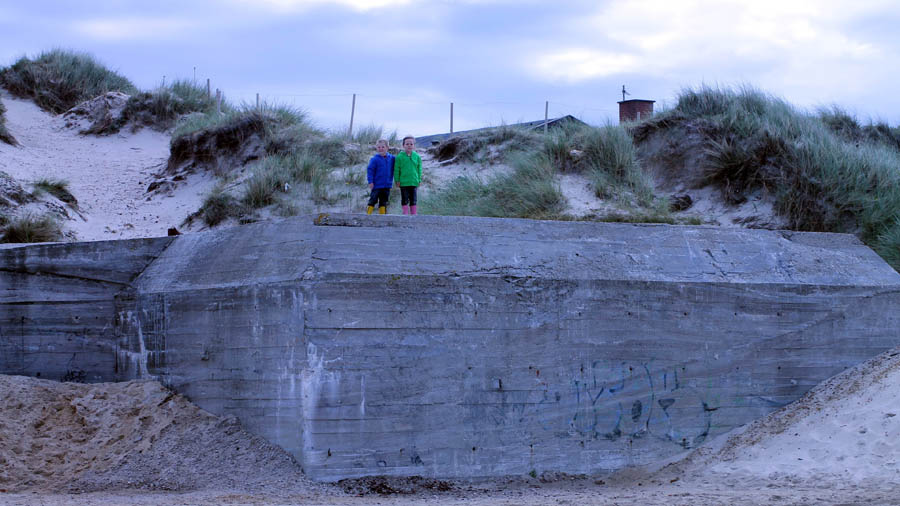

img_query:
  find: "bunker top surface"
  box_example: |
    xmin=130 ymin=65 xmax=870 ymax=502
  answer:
xmin=119 ymin=214 xmax=900 ymax=293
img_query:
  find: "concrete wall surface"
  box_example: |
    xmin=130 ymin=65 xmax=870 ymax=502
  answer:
xmin=2 ymin=214 xmax=900 ymax=481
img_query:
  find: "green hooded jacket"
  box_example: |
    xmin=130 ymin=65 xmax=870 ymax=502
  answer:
xmin=394 ymin=150 xmax=422 ymax=187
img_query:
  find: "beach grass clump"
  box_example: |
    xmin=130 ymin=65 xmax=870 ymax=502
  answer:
xmin=171 ymin=103 xmax=321 ymax=156
xmin=85 ymin=79 xmax=220 ymax=134
xmin=171 ymin=108 xmax=242 ymax=141
xmin=484 ymin=123 xmax=541 ymax=149
xmin=259 ymin=103 xmax=316 ymax=149
xmin=32 ymin=178 xmax=77 ymax=205
xmin=0 ymin=100 xmax=15 ymax=145
xmin=433 ymin=124 xmax=542 ymax=164
xmin=242 ymin=164 xmax=290 ymax=209
xmin=543 ymin=123 xmax=655 ymax=207
xmin=873 ymin=223 xmax=900 ymax=273
xmin=420 ymin=152 xmax=565 ymax=219
xmin=0 ymin=49 xmax=136 ymax=114
xmin=240 ymin=153 xmax=336 ymax=210
xmin=647 ymin=84 xmax=900 ymax=271
xmin=198 ymin=188 xmax=242 ymax=227
xmin=0 ymin=213 xmax=63 ymax=243
xmin=345 ymin=123 xmax=397 ymax=146
xmin=303 ymin=137 xmax=352 ymax=167
xmin=594 ymin=210 xmax=677 ymax=224
xmin=818 ymin=106 xmax=900 ymax=151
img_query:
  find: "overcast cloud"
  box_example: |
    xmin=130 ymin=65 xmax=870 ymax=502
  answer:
xmin=1 ymin=0 xmax=898 ymax=136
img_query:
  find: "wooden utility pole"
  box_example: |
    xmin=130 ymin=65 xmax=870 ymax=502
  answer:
xmin=450 ymin=102 xmax=454 ymax=133
xmin=256 ymin=93 xmax=260 ymax=110
xmin=206 ymin=79 xmax=211 ymax=99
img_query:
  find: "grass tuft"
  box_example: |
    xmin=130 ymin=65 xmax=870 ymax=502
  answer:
xmin=818 ymin=105 xmax=900 ymax=151
xmin=32 ymin=178 xmax=77 ymax=205
xmin=199 ymin=188 xmax=241 ymax=227
xmin=421 ymin=152 xmax=565 ymax=219
xmin=543 ymin=123 xmax=655 ymax=206
xmin=0 ymin=100 xmax=16 ymax=145
xmin=240 ymin=153 xmax=335 ymax=210
xmin=1 ymin=213 xmax=63 ymax=243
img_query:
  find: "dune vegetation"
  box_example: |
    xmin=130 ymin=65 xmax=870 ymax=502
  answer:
xmin=2 ymin=49 xmax=899 ymax=271
xmin=0 ymin=49 xmax=137 ymax=114
xmin=168 ymin=101 xmax=378 ymax=225
xmin=0 ymin=100 xmax=14 ymax=145
xmin=0 ymin=213 xmax=62 ymax=243
xmin=633 ymin=85 xmax=900 ymax=269
xmin=0 ymin=50 xmax=219 ymax=134
xmin=420 ymin=85 xmax=900 ymax=270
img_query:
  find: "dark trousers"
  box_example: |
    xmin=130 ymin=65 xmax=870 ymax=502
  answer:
xmin=367 ymin=188 xmax=390 ymax=207
xmin=400 ymin=186 xmax=417 ymax=206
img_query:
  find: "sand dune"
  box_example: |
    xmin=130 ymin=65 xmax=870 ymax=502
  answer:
xmin=0 ymin=91 xmax=212 ymax=241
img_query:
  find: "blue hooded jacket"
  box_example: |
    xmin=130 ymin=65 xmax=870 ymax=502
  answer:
xmin=367 ymin=153 xmax=395 ymax=189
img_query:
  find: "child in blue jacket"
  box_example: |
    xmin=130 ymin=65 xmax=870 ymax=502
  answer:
xmin=366 ymin=139 xmax=394 ymax=214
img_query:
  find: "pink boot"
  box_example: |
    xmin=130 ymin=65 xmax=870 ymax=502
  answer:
xmin=402 ymin=205 xmax=409 ymax=215
xmin=410 ymin=205 xmax=417 ymax=215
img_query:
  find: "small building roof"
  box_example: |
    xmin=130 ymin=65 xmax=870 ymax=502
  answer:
xmin=415 ymin=115 xmax=586 ymax=147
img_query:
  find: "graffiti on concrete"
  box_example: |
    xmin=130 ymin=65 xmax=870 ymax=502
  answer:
xmin=568 ymin=361 xmax=713 ymax=449
xmin=467 ymin=360 xmax=715 ymax=450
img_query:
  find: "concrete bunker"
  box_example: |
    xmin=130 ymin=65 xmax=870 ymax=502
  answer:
xmin=2 ymin=214 xmax=900 ymax=481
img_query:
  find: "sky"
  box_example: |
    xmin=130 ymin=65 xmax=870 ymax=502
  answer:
xmin=2 ymin=0 xmax=900 ymax=137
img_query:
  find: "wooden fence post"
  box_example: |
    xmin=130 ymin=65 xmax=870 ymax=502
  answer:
xmin=450 ymin=102 xmax=454 ymax=133
xmin=348 ymin=93 xmax=356 ymax=138
xmin=544 ymin=101 xmax=549 ymax=133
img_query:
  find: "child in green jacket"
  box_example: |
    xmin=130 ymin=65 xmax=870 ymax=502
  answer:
xmin=394 ymin=135 xmax=422 ymax=215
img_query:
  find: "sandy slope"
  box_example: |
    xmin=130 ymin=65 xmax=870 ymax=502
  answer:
xmin=0 ymin=91 xmax=214 ymax=241
xmin=0 ymin=376 xmax=319 ymax=495
xmin=655 ymin=347 xmax=900 ymax=490
xmin=5 ymin=347 xmax=900 ymax=504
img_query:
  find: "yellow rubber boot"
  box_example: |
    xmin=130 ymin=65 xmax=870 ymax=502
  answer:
xmin=378 ymin=206 xmax=387 ymax=214
xmin=366 ymin=205 xmax=374 ymax=215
